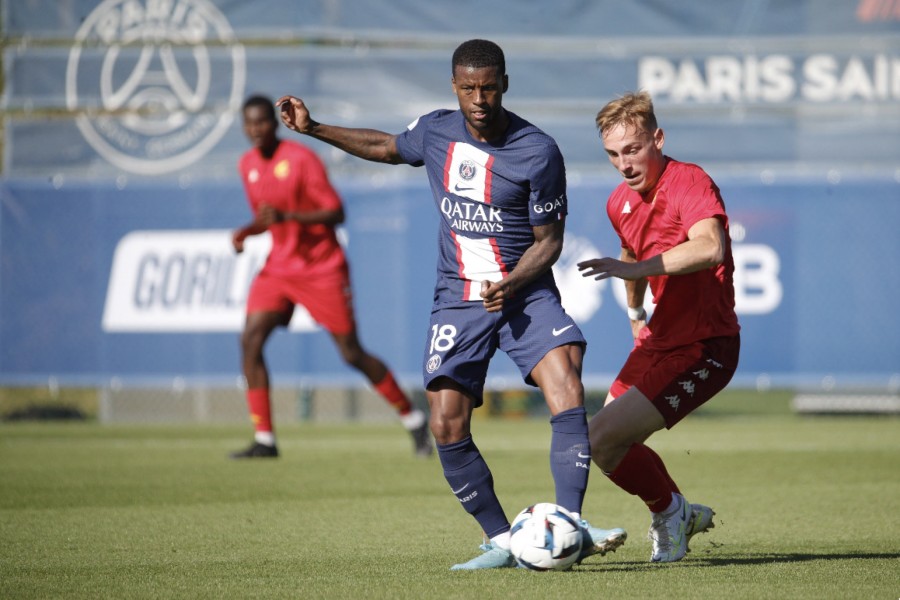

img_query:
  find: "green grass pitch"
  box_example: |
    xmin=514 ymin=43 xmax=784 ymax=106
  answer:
xmin=1 ymin=391 xmax=898 ymax=599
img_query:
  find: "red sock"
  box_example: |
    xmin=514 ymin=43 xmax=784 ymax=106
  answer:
xmin=373 ymin=370 xmax=412 ymax=415
xmin=246 ymin=388 xmax=273 ymax=433
xmin=643 ymin=444 xmax=681 ymax=495
xmin=607 ymin=443 xmax=675 ymax=513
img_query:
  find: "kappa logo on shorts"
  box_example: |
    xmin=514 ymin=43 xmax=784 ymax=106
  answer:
xmin=66 ymin=0 xmax=246 ymax=175
xmin=693 ymin=368 xmax=710 ymax=381
xmin=667 ymin=395 xmax=681 ymax=411
xmin=679 ymin=380 xmax=696 ymax=396
xmin=426 ymin=354 xmax=442 ymax=374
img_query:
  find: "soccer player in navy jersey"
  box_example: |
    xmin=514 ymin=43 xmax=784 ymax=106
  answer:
xmin=277 ymin=39 xmax=626 ymax=570
xmin=578 ymin=91 xmax=740 ymax=562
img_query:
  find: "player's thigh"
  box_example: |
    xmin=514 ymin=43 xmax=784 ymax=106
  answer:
xmin=244 ymin=274 xmax=294 ymax=349
xmin=500 ymin=289 xmax=586 ymax=387
xmin=244 ymin=310 xmax=288 ymax=338
xmin=426 ymin=377 xmax=478 ymax=443
xmin=590 ymin=386 xmax=666 ymax=452
xmin=423 ymin=302 xmax=498 ymax=408
xmin=530 ymin=343 xmax=585 ymax=415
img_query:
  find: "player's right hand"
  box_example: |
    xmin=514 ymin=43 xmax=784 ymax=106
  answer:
xmin=276 ymin=96 xmax=312 ymax=133
xmin=257 ymin=204 xmax=284 ymax=226
xmin=480 ymin=280 xmax=507 ymax=313
xmin=231 ymin=230 xmax=245 ymax=254
xmin=630 ymin=317 xmax=646 ymax=341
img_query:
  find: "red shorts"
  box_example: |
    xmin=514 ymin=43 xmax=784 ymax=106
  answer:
xmin=246 ymin=266 xmax=356 ymax=335
xmin=609 ymin=334 xmax=740 ymax=428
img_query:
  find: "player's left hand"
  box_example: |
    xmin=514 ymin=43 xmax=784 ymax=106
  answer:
xmin=577 ymin=257 xmax=642 ymax=281
xmin=276 ymin=95 xmax=313 ymax=133
xmin=480 ymin=280 xmax=506 ymax=313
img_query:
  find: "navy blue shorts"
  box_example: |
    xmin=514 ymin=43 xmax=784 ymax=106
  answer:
xmin=422 ymin=287 xmax=586 ymax=407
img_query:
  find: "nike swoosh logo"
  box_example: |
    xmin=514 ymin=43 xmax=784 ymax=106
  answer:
xmin=577 ymin=452 xmax=590 ymax=459
xmin=552 ymin=325 xmax=574 ymax=336
xmin=454 ymin=184 xmax=475 ymax=192
xmin=451 ymin=483 xmax=470 ymax=495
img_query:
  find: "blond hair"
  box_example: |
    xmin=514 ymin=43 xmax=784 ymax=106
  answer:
xmin=595 ymin=91 xmax=658 ymax=136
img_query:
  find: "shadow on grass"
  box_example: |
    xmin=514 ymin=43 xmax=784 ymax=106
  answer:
xmin=578 ymin=551 xmax=900 ymax=572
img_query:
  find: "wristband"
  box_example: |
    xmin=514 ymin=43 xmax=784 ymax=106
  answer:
xmin=627 ymin=306 xmax=646 ymax=321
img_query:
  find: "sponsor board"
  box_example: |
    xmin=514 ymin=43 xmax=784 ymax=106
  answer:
xmin=105 ymin=228 xmax=783 ymax=333
xmin=103 ymin=230 xmax=316 ymax=332
xmin=639 ymin=53 xmax=900 ymax=103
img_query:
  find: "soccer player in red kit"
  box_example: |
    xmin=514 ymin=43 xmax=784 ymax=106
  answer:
xmin=578 ymin=91 xmax=741 ymax=563
xmin=230 ymin=95 xmax=433 ymax=459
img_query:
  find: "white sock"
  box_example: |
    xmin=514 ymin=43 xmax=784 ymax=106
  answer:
xmin=657 ymin=492 xmax=681 ymax=516
xmin=491 ymin=531 xmax=511 ymax=550
xmin=400 ymin=409 xmax=426 ymax=430
xmin=254 ymin=431 xmax=276 ymax=446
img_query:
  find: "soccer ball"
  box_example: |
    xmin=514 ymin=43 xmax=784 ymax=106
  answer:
xmin=509 ymin=502 xmax=583 ymax=571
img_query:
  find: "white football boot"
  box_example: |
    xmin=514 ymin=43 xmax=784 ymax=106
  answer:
xmin=648 ymin=493 xmax=691 ymax=563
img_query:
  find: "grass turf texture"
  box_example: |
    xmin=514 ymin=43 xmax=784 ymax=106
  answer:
xmin=1 ymin=391 xmax=897 ymax=599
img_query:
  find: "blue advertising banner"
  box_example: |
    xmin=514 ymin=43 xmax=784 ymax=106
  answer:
xmin=2 ymin=175 xmax=898 ymax=389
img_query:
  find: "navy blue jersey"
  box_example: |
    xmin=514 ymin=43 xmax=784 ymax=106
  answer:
xmin=396 ymin=109 xmax=568 ymax=303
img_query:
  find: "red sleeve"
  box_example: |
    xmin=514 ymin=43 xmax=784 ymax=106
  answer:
xmin=676 ymin=170 xmax=726 ymax=234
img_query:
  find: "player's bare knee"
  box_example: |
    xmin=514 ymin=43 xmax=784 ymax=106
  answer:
xmin=428 ymin=411 xmax=469 ymax=445
xmin=543 ymin=375 xmax=584 ymax=414
xmin=339 ymin=346 xmax=365 ymax=369
xmin=240 ymin=330 xmax=265 ymax=356
xmin=562 ymin=377 xmax=585 ymax=409
xmin=588 ymin=415 xmax=620 ymax=471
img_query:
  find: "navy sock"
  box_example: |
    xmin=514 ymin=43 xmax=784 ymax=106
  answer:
xmin=437 ymin=436 xmax=510 ymax=538
xmin=549 ymin=406 xmax=591 ymax=515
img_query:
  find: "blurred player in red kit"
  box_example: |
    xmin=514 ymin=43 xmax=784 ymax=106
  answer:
xmin=230 ymin=94 xmax=433 ymax=459
xmin=578 ymin=91 xmax=740 ymax=563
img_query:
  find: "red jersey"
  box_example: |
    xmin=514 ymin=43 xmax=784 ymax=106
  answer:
xmin=239 ymin=140 xmax=347 ymax=278
xmin=607 ymin=157 xmax=740 ymax=350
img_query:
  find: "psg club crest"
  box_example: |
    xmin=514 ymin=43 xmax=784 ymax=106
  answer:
xmin=458 ymin=159 xmax=477 ymax=181
xmin=65 ymin=0 xmax=246 ymax=175
xmin=425 ymin=354 xmax=441 ymax=374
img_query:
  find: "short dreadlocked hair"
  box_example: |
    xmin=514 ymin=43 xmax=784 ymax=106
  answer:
xmin=451 ymin=39 xmax=505 ymax=76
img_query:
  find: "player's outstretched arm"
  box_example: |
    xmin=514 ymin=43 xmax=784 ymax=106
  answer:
xmin=578 ymin=217 xmax=725 ymax=281
xmin=276 ymin=95 xmax=403 ymax=165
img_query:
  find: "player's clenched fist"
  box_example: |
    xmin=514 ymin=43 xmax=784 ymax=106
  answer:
xmin=481 ymin=280 xmax=507 ymax=313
